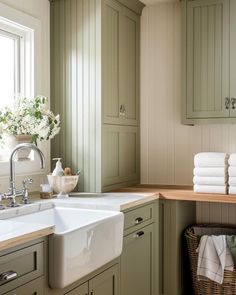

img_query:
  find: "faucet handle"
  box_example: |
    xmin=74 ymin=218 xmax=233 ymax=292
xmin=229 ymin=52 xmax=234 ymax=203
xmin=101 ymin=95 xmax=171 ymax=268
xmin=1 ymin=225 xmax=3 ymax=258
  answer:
xmin=0 ymin=194 xmax=6 ymax=210
xmin=22 ymin=178 xmax=33 ymax=188
xmin=22 ymin=178 xmax=33 ymax=204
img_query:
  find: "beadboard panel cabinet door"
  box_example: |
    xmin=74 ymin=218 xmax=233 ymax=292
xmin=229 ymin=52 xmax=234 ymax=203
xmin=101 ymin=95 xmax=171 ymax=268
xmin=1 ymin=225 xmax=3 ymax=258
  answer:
xmin=186 ymin=0 xmax=230 ymax=119
xmin=229 ymin=0 xmax=236 ymax=118
xmin=102 ymin=125 xmax=140 ymax=189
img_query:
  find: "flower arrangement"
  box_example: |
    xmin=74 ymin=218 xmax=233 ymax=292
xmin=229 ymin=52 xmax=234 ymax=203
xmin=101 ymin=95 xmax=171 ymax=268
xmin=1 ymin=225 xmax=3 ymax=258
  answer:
xmin=0 ymin=96 xmax=60 ymax=146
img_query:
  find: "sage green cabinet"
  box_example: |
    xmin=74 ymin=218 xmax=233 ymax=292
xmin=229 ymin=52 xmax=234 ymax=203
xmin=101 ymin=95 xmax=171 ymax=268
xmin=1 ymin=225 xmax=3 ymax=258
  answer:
xmin=65 ymin=282 xmax=88 ymax=295
xmin=121 ymin=224 xmax=154 ymax=295
xmin=0 ymin=241 xmax=44 ymax=295
xmin=182 ymin=0 xmax=236 ymax=123
xmin=89 ymin=265 xmax=119 ymax=295
xmin=103 ymin=0 xmax=140 ymax=126
xmin=50 ymin=0 xmax=143 ymax=192
xmin=4 ymin=277 xmax=44 ymax=295
xmin=121 ymin=202 xmax=157 ymax=295
xmin=102 ymin=125 xmax=139 ymax=190
xmin=160 ymin=200 xmax=196 ymax=295
xmin=65 ymin=265 xmax=119 ymax=295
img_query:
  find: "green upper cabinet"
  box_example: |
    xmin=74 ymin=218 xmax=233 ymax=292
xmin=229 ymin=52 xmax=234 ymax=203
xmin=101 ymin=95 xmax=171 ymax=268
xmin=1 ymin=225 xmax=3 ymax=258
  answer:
xmin=103 ymin=0 xmax=140 ymax=126
xmin=182 ymin=0 xmax=236 ymax=124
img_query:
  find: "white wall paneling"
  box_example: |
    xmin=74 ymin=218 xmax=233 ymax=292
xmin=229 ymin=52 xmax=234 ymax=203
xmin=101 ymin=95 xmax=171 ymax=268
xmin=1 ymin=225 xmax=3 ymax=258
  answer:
xmin=141 ymin=2 xmax=236 ymax=222
xmin=141 ymin=3 xmax=236 ymax=186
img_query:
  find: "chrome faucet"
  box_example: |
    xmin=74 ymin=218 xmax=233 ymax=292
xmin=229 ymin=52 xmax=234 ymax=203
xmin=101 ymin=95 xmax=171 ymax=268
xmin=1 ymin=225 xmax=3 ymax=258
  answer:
xmin=0 ymin=143 xmax=45 ymax=208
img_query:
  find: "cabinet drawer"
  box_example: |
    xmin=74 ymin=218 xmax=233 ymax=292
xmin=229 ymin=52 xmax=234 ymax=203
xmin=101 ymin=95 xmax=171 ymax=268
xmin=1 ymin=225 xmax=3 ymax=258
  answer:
xmin=0 ymin=242 xmax=44 ymax=294
xmin=124 ymin=204 xmax=153 ymax=231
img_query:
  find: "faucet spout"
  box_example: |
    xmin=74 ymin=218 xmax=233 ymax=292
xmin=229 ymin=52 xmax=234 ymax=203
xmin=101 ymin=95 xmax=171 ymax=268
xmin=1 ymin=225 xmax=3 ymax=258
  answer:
xmin=9 ymin=143 xmax=45 ymax=193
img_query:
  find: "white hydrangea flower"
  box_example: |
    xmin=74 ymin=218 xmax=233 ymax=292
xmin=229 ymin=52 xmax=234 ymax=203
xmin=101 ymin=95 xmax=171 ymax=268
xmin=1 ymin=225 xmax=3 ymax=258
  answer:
xmin=0 ymin=95 xmax=60 ymax=145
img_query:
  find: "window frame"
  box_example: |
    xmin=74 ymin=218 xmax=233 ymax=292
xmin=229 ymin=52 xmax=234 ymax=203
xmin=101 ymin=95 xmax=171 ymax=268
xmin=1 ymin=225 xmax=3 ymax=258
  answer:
xmin=0 ymin=2 xmax=49 ymax=192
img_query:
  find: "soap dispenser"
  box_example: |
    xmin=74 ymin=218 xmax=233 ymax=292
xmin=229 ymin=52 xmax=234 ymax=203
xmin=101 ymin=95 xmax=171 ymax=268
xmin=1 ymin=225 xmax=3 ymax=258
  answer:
xmin=52 ymin=158 xmax=64 ymax=176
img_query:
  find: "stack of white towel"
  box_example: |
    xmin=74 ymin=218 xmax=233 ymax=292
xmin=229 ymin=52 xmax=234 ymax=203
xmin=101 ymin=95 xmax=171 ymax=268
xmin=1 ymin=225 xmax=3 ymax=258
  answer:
xmin=193 ymin=153 xmax=228 ymax=194
xmin=228 ymin=154 xmax=236 ymax=194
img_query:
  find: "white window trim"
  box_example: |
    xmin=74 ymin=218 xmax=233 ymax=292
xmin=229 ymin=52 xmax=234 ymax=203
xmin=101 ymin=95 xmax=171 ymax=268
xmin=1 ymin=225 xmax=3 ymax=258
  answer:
xmin=0 ymin=3 xmax=49 ymax=192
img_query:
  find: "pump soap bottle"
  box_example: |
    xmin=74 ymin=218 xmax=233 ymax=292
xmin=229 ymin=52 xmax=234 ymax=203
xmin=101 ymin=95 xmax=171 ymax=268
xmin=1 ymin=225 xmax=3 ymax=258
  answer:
xmin=52 ymin=158 xmax=64 ymax=176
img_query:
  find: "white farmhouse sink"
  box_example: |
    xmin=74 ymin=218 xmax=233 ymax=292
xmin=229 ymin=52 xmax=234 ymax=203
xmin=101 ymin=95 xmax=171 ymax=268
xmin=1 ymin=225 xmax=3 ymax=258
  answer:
xmin=10 ymin=207 xmax=124 ymax=289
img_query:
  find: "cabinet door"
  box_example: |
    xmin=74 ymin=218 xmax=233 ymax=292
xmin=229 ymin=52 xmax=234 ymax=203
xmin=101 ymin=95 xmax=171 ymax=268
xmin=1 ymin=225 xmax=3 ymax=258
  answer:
xmin=230 ymin=0 xmax=236 ymax=117
xmin=102 ymin=125 xmax=139 ymax=189
xmin=119 ymin=7 xmax=140 ymax=126
xmin=186 ymin=0 xmax=230 ymax=119
xmin=121 ymin=224 xmax=154 ymax=295
xmin=103 ymin=0 xmax=122 ymax=124
xmin=4 ymin=277 xmax=44 ymax=295
xmin=89 ymin=265 xmax=119 ymax=295
xmin=103 ymin=0 xmax=140 ymax=126
xmin=65 ymin=282 xmax=88 ymax=295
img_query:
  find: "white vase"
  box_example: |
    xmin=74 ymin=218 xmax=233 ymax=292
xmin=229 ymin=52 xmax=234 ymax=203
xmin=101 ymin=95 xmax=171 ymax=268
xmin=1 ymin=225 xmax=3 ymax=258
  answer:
xmin=7 ymin=135 xmax=33 ymax=161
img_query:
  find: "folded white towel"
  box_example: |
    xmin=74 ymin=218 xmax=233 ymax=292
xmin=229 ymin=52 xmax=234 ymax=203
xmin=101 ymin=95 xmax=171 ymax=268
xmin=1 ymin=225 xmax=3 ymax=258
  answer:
xmin=229 ymin=186 xmax=236 ymax=195
xmin=197 ymin=235 xmax=234 ymax=284
xmin=194 ymin=185 xmax=227 ymax=194
xmin=229 ymin=167 xmax=236 ymax=177
xmin=194 ymin=153 xmax=229 ymax=168
xmin=193 ymin=176 xmax=226 ymax=186
xmin=229 ymin=177 xmax=236 ymax=186
xmin=194 ymin=167 xmax=227 ymax=177
xmin=229 ymin=154 xmax=236 ymax=166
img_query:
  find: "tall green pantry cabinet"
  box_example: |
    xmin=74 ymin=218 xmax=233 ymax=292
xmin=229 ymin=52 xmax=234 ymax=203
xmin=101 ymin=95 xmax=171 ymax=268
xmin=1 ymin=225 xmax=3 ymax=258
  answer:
xmin=50 ymin=0 xmax=144 ymax=192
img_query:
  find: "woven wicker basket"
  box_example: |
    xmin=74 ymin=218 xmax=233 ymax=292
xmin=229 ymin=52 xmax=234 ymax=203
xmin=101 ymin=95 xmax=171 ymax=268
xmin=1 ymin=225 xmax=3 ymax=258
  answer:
xmin=185 ymin=224 xmax=236 ymax=295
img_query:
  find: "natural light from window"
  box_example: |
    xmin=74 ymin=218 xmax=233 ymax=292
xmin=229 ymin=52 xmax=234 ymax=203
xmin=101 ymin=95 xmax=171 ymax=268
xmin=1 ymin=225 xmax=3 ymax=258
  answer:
xmin=0 ymin=31 xmax=19 ymax=108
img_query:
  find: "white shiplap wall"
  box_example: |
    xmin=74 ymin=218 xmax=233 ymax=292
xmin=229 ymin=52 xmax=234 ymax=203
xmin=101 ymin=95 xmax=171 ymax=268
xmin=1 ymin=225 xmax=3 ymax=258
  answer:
xmin=141 ymin=3 xmax=236 ymax=186
xmin=140 ymin=3 xmax=236 ymax=221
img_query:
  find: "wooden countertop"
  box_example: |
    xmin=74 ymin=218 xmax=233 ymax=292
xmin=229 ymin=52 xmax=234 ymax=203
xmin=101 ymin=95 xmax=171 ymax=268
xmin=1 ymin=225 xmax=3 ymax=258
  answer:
xmin=2 ymin=185 xmax=236 ymax=251
xmin=117 ymin=185 xmax=236 ymax=204
xmin=0 ymin=226 xmax=54 ymax=251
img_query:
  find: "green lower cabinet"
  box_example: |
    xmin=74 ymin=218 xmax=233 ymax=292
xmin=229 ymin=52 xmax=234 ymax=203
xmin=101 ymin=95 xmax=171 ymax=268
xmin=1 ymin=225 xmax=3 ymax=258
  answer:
xmin=161 ymin=200 xmax=196 ymax=295
xmin=89 ymin=265 xmax=119 ymax=295
xmin=4 ymin=277 xmax=44 ymax=295
xmin=65 ymin=265 xmax=119 ymax=295
xmin=121 ymin=224 xmax=154 ymax=295
xmin=65 ymin=282 xmax=88 ymax=295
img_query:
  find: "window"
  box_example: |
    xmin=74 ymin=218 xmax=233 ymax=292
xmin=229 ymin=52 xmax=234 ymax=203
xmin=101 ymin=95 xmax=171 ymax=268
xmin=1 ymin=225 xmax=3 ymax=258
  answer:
xmin=0 ymin=3 xmax=48 ymax=192
xmin=0 ymin=18 xmax=34 ymax=162
xmin=0 ymin=17 xmax=34 ymax=107
xmin=0 ymin=30 xmax=20 ymax=108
